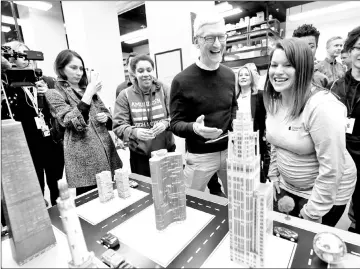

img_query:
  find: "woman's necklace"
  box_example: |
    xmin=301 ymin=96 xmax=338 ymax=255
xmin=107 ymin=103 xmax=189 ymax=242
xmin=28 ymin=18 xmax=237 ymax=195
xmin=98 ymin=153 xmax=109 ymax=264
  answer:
xmin=241 ymin=91 xmax=251 ymax=98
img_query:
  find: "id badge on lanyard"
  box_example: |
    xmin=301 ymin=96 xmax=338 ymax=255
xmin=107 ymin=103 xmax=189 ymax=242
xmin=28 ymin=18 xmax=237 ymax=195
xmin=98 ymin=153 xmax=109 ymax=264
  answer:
xmin=346 ymin=118 xmax=355 ymax=134
xmin=23 ymin=87 xmax=50 ymax=136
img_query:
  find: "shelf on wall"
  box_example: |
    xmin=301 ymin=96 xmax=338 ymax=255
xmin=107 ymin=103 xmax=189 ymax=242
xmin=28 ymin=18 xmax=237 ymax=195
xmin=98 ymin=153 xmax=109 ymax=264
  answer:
xmin=224 ymin=46 xmax=264 ymax=56
xmin=222 ymin=55 xmax=271 ymax=70
xmin=227 ymin=28 xmax=280 ymax=45
xmin=223 ymin=18 xmax=282 ymax=69
xmin=226 ymin=19 xmax=279 ymax=33
xmin=227 ymin=34 xmax=247 ymax=43
xmin=249 ymin=19 xmax=279 ymax=29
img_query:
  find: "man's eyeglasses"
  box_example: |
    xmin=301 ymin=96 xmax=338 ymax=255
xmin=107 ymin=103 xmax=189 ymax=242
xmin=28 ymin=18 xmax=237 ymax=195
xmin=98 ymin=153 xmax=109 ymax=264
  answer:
xmin=197 ymin=35 xmax=228 ymax=44
xmin=351 ymin=46 xmax=360 ymax=52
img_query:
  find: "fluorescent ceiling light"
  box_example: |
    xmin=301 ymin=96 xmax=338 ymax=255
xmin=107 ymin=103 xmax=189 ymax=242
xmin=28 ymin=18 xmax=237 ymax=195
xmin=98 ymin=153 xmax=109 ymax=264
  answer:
xmin=216 ymin=2 xmax=233 ymax=13
xmin=288 ymin=1 xmax=360 ymax=21
xmin=14 ymin=1 xmax=52 ymax=11
xmin=2 ymin=26 xmax=11 ymax=33
xmin=120 ymin=28 xmax=148 ymax=43
xmin=221 ymin=7 xmax=242 ymax=18
xmin=124 ymin=36 xmax=147 ymax=44
xmin=1 ymin=15 xmax=22 ymax=25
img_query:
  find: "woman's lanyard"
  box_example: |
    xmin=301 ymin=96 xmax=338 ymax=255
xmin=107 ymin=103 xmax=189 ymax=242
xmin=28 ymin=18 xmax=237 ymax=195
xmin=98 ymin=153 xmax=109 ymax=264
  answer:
xmin=345 ymin=82 xmax=358 ymax=117
xmin=141 ymin=88 xmax=153 ymax=127
xmin=22 ymin=86 xmax=40 ymax=115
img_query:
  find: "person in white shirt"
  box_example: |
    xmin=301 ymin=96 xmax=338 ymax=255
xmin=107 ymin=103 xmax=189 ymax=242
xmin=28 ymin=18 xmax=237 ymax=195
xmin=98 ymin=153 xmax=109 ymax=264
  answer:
xmin=264 ymin=38 xmax=357 ymax=227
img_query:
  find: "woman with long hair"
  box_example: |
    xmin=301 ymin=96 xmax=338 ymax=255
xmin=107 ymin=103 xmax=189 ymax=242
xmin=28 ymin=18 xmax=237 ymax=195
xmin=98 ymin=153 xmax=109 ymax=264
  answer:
xmin=264 ymin=38 xmax=356 ymax=227
xmin=45 ymin=49 xmax=122 ymax=195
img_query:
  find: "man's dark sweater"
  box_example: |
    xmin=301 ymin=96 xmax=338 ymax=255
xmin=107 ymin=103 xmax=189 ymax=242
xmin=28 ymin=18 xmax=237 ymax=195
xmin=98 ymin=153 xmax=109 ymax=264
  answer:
xmin=170 ymin=63 xmax=237 ymax=154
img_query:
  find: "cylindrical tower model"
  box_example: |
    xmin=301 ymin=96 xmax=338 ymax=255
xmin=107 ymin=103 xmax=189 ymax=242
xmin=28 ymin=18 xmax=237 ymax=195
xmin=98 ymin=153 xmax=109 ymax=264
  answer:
xmin=57 ymin=179 xmax=96 ymax=268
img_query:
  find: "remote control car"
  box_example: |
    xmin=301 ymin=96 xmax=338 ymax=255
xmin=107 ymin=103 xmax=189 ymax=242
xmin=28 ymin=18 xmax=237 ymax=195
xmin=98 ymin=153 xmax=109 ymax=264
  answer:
xmin=101 ymin=249 xmax=134 ymax=268
xmin=129 ymin=180 xmax=138 ymax=188
xmin=100 ymin=233 xmax=120 ymax=249
xmin=274 ymin=226 xmax=299 ymax=242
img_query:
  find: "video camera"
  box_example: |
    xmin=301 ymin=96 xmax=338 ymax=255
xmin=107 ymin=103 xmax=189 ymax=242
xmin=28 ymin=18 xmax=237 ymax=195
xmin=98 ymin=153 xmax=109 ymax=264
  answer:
xmin=1 ymin=45 xmax=44 ymax=62
xmin=1 ymin=45 xmax=44 ymax=87
xmin=1 ymin=45 xmax=47 ymax=107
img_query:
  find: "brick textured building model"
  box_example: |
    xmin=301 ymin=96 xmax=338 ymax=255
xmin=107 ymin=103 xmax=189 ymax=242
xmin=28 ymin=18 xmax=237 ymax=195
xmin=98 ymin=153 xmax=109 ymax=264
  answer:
xmin=227 ymin=108 xmax=273 ymax=268
xmin=1 ymin=119 xmax=56 ymax=265
xmin=149 ymin=149 xmax=186 ymax=231
xmin=114 ymin=168 xmax=131 ymax=199
xmin=96 ymin=171 xmax=114 ymax=203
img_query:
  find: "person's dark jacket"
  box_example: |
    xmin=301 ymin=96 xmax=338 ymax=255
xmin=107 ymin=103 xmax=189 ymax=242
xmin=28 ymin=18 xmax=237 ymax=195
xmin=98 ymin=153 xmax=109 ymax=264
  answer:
xmin=170 ymin=63 xmax=237 ymax=154
xmin=236 ymin=90 xmax=269 ymax=182
xmin=113 ymin=80 xmax=175 ymax=156
xmin=116 ymin=78 xmax=132 ymax=98
xmin=330 ymin=70 xmax=360 ymax=164
xmin=313 ymin=70 xmax=329 ymax=88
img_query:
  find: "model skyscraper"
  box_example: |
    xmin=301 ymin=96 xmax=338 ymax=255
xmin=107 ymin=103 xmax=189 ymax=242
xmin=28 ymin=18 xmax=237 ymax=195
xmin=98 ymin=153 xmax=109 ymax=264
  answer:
xmin=149 ymin=149 xmax=186 ymax=231
xmin=114 ymin=168 xmax=131 ymax=199
xmin=1 ymin=119 xmax=56 ymax=265
xmin=227 ymin=109 xmax=273 ymax=268
xmin=57 ymin=179 xmax=97 ymax=268
xmin=96 ymin=171 xmax=114 ymax=203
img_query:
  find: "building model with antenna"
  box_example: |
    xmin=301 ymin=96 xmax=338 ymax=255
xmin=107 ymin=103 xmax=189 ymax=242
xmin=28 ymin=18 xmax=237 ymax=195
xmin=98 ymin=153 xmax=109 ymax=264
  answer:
xmin=227 ymin=108 xmax=273 ymax=268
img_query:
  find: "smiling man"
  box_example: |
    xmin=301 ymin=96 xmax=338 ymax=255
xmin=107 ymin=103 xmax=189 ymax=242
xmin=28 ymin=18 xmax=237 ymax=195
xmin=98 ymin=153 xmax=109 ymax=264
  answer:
xmin=315 ymin=36 xmax=346 ymax=87
xmin=170 ymin=11 xmax=238 ymax=197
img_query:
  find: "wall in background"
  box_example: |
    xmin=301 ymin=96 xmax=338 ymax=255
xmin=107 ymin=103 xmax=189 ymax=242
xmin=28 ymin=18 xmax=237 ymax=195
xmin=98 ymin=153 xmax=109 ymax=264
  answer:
xmin=17 ymin=1 xmax=67 ymax=78
xmin=133 ymin=43 xmax=149 ymax=54
xmin=62 ymin=1 xmax=124 ymax=110
xmin=145 ymin=1 xmax=216 ymax=157
xmin=146 ymin=1 xmax=215 ymax=70
xmin=285 ymin=1 xmax=360 ymax=61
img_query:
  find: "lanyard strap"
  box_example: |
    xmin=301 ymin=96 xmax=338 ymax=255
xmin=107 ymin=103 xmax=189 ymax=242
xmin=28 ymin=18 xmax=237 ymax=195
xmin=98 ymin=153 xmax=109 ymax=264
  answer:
xmin=140 ymin=88 xmax=153 ymax=126
xmin=22 ymin=86 xmax=40 ymax=115
xmin=345 ymin=82 xmax=359 ymax=117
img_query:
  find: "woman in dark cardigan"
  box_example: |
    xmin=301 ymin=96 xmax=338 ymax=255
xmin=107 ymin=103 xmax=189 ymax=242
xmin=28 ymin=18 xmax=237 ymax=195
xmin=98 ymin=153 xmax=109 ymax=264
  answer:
xmin=207 ymin=63 xmax=269 ymax=194
xmin=236 ymin=63 xmax=269 ymax=182
xmin=45 ymin=50 xmax=122 ymax=195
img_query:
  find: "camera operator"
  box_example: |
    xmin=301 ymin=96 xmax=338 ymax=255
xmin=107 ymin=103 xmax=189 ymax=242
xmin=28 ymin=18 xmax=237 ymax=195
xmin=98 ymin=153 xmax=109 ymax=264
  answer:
xmin=1 ymin=41 xmax=64 ymax=209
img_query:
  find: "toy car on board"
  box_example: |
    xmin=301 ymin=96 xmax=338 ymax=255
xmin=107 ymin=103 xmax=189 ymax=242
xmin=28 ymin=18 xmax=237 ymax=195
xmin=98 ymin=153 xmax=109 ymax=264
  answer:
xmin=129 ymin=180 xmax=138 ymax=188
xmin=101 ymin=249 xmax=136 ymax=268
xmin=273 ymin=226 xmax=299 ymax=242
xmin=100 ymin=233 xmax=120 ymax=249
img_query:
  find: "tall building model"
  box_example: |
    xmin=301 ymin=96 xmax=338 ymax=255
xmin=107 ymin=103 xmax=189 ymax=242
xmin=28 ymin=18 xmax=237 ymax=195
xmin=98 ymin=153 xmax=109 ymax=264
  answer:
xmin=149 ymin=149 xmax=186 ymax=231
xmin=1 ymin=119 xmax=56 ymax=265
xmin=114 ymin=168 xmax=131 ymax=199
xmin=227 ymin=109 xmax=273 ymax=268
xmin=57 ymin=179 xmax=97 ymax=268
xmin=96 ymin=171 xmax=114 ymax=203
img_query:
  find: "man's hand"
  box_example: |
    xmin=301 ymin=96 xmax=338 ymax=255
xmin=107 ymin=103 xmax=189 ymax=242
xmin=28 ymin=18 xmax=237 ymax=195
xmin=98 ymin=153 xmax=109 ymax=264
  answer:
xmin=35 ymin=80 xmax=48 ymax=94
xmin=115 ymin=137 xmax=126 ymax=150
xmin=193 ymin=115 xmax=223 ymax=139
xmin=135 ymin=128 xmax=155 ymax=141
xmin=152 ymin=122 xmax=166 ymax=136
xmin=299 ymin=207 xmax=322 ymax=223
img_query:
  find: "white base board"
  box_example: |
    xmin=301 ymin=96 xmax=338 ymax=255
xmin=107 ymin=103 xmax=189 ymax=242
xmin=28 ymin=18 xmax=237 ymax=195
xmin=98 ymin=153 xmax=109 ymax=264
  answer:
xmin=76 ymin=188 xmax=148 ymax=225
xmin=110 ymin=205 xmax=214 ymax=267
xmin=201 ymin=233 xmax=297 ymax=268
